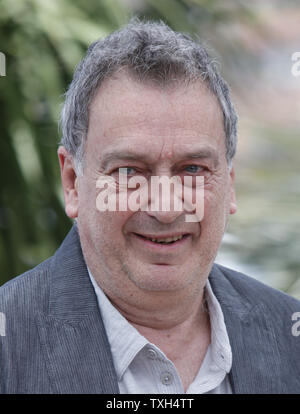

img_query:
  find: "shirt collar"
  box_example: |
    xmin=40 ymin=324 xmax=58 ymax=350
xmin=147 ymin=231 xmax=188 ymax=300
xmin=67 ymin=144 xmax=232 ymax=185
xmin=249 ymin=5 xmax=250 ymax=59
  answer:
xmin=88 ymin=268 xmax=232 ymax=381
xmin=88 ymin=269 xmax=148 ymax=380
xmin=205 ymin=279 xmax=232 ymax=373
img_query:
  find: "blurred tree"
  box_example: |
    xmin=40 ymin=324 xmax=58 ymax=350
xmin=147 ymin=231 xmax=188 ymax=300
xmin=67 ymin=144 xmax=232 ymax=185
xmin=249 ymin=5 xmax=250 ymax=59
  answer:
xmin=0 ymin=0 xmax=130 ymax=283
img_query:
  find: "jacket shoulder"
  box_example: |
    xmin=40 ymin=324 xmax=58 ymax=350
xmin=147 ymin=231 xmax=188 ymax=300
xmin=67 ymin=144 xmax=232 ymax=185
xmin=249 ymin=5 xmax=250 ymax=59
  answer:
xmin=212 ymin=263 xmax=300 ymax=393
xmin=0 ymin=258 xmax=55 ymax=393
xmin=213 ymin=262 xmax=300 ymax=312
xmin=0 ymin=257 xmax=52 ymax=315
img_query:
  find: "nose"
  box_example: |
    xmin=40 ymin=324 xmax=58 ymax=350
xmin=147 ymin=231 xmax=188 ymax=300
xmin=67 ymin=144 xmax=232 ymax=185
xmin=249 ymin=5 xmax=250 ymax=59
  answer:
xmin=145 ymin=174 xmax=184 ymax=224
xmin=146 ymin=209 xmax=183 ymax=224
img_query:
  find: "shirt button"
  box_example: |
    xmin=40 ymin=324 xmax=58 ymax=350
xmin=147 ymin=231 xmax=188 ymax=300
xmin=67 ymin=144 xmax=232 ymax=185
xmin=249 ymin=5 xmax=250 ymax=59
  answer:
xmin=160 ymin=371 xmax=173 ymax=385
xmin=146 ymin=348 xmax=157 ymax=360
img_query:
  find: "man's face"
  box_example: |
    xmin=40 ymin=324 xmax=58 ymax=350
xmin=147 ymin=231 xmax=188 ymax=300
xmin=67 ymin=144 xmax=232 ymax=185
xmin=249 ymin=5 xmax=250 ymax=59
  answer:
xmin=61 ymin=72 xmax=236 ymax=304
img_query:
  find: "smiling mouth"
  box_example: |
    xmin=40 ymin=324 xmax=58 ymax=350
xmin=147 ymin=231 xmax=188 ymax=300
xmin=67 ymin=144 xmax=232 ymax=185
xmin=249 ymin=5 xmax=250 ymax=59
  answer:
xmin=133 ymin=233 xmax=189 ymax=245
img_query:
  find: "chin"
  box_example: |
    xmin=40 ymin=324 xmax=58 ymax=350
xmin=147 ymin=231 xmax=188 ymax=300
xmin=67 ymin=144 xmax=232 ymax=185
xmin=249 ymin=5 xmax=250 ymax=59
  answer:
xmin=129 ymin=264 xmax=193 ymax=293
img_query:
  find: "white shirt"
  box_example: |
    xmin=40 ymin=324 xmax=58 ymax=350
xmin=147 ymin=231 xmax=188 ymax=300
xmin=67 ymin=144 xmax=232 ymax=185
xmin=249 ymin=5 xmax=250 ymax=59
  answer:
xmin=88 ymin=270 xmax=233 ymax=394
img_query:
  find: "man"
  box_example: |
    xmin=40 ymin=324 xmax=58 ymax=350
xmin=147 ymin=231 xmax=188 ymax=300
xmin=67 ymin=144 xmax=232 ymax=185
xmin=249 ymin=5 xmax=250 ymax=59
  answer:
xmin=0 ymin=19 xmax=300 ymax=394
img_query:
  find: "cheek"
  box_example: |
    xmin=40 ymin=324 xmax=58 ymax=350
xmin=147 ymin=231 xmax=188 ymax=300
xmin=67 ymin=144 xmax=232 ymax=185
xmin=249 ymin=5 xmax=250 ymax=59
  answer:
xmin=86 ymin=211 xmax=133 ymax=248
xmin=78 ymin=176 xmax=137 ymax=239
xmin=78 ymin=176 xmax=97 ymax=211
xmin=202 ymin=181 xmax=231 ymax=223
xmin=101 ymin=211 xmax=131 ymax=232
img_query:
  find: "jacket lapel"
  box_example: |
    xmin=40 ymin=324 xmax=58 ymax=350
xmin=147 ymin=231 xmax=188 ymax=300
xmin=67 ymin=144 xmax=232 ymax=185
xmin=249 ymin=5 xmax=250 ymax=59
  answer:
xmin=36 ymin=225 xmax=119 ymax=394
xmin=209 ymin=265 xmax=282 ymax=394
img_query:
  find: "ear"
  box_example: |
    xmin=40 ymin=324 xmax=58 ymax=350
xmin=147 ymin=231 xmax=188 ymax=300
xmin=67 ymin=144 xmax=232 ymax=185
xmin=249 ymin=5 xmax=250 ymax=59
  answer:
xmin=229 ymin=166 xmax=237 ymax=215
xmin=57 ymin=146 xmax=79 ymax=219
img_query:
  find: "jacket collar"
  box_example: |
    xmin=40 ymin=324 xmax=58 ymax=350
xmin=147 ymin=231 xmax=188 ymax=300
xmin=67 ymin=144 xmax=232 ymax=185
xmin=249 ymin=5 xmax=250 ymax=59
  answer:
xmin=209 ymin=264 xmax=281 ymax=393
xmin=36 ymin=225 xmax=119 ymax=394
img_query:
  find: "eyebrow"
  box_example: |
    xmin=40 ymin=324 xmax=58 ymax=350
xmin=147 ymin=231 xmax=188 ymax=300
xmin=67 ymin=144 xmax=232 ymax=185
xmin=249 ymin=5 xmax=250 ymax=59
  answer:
xmin=100 ymin=148 xmax=219 ymax=169
xmin=100 ymin=151 xmax=151 ymax=170
xmin=179 ymin=149 xmax=219 ymax=167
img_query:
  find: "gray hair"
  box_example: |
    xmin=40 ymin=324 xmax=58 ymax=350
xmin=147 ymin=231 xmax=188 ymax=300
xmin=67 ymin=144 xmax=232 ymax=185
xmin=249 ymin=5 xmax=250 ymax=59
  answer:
xmin=60 ymin=18 xmax=238 ymax=174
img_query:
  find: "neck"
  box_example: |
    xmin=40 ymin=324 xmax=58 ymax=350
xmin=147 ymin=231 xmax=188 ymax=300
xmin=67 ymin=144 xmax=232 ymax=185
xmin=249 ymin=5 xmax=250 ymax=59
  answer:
xmin=132 ymin=294 xmax=209 ymax=347
xmin=108 ymin=282 xmax=207 ymax=329
xmin=96 ymin=274 xmax=211 ymax=390
xmin=112 ymin=287 xmax=211 ymax=387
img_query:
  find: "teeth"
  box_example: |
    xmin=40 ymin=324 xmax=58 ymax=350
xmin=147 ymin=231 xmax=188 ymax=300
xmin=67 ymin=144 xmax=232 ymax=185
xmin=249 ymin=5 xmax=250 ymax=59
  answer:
xmin=149 ymin=235 xmax=183 ymax=243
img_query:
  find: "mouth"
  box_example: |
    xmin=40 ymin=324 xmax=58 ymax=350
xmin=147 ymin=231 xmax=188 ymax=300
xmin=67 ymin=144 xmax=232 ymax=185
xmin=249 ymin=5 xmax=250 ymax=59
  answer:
xmin=132 ymin=232 xmax=190 ymax=246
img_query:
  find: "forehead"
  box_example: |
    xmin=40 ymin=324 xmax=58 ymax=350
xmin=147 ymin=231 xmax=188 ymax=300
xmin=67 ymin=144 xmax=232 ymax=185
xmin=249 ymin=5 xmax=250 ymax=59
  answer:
xmin=86 ymin=72 xmax=226 ymax=162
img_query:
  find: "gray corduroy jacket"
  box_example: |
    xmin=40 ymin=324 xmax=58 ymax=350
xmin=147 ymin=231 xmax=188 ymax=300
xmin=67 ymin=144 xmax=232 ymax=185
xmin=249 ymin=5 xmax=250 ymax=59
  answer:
xmin=1 ymin=225 xmax=300 ymax=394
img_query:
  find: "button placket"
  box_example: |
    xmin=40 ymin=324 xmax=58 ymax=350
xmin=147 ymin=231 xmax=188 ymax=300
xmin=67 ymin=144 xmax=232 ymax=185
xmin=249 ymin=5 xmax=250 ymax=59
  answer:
xmin=146 ymin=348 xmax=158 ymax=360
xmin=160 ymin=371 xmax=174 ymax=385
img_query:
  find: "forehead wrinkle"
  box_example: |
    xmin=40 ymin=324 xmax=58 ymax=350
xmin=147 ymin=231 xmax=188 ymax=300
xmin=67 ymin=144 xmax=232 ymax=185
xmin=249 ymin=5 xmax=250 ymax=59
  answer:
xmin=99 ymin=145 xmax=220 ymax=170
xmin=180 ymin=149 xmax=220 ymax=168
xmin=100 ymin=150 xmax=154 ymax=170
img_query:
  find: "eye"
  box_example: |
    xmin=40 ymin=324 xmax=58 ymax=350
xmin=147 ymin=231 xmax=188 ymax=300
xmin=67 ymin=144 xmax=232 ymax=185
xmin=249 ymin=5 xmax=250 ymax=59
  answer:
xmin=117 ymin=167 xmax=137 ymax=176
xmin=184 ymin=165 xmax=205 ymax=174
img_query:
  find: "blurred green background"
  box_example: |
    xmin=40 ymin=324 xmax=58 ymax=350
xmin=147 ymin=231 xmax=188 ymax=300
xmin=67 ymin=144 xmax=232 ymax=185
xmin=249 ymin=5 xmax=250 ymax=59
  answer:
xmin=0 ymin=0 xmax=299 ymax=297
